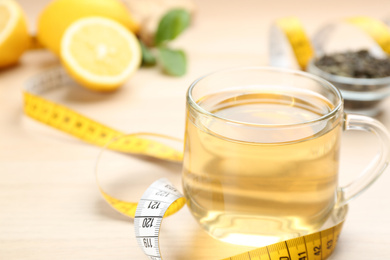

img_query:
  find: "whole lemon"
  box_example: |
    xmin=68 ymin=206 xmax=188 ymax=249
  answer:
xmin=0 ymin=0 xmax=31 ymax=68
xmin=37 ymin=0 xmax=139 ymax=55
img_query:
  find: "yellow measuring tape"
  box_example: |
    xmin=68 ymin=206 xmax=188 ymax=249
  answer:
xmin=273 ymin=16 xmax=390 ymax=70
xmin=274 ymin=17 xmax=315 ymax=70
xmin=134 ymin=178 xmax=346 ymax=260
xmin=23 ymin=15 xmax=390 ymax=259
xmin=346 ymin=16 xmax=390 ymax=54
xmin=24 ymin=66 xmax=346 ymax=260
xmin=24 ymin=67 xmax=184 ymax=219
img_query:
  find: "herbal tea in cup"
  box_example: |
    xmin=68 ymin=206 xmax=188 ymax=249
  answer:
xmin=182 ymin=67 xmax=390 ymax=246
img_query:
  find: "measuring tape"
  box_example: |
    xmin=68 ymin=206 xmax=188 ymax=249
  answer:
xmin=134 ymin=178 xmax=346 ymax=260
xmin=271 ymin=16 xmax=390 ymax=70
xmin=25 ymin=15 xmax=390 ymax=258
xmin=24 ymin=67 xmax=184 ymax=219
xmin=24 ymin=67 xmax=349 ymax=259
xmin=134 ymin=179 xmax=186 ymax=260
xmin=269 ymin=17 xmax=314 ymax=70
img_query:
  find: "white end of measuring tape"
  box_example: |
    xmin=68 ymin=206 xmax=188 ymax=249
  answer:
xmin=311 ymin=21 xmax=387 ymax=59
xmin=269 ymin=23 xmax=300 ymax=70
xmin=269 ymin=17 xmax=390 ymax=71
xmin=25 ymin=67 xmax=75 ymax=95
xmin=134 ymin=178 xmax=184 ymax=260
xmin=311 ymin=23 xmax=336 ymax=57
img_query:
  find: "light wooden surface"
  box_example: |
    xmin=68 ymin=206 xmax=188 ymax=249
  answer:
xmin=1 ymin=0 xmax=390 ymax=259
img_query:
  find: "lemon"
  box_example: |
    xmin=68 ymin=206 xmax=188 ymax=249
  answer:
xmin=0 ymin=0 xmax=30 ymax=68
xmin=61 ymin=17 xmax=141 ymax=92
xmin=37 ymin=0 xmax=139 ymax=55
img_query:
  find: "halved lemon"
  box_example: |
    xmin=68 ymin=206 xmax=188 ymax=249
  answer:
xmin=0 ymin=0 xmax=30 ymax=68
xmin=60 ymin=17 xmax=142 ymax=92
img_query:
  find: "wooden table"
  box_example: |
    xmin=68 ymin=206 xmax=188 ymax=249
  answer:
xmin=1 ymin=0 xmax=390 ymax=259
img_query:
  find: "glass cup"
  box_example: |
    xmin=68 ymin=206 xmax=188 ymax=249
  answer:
xmin=182 ymin=67 xmax=390 ymax=246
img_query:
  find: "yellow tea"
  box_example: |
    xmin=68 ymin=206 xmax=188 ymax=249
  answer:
xmin=182 ymin=87 xmax=341 ymax=246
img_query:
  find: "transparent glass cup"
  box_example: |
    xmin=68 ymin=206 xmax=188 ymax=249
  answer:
xmin=182 ymin=67 xmax=390 ymax=246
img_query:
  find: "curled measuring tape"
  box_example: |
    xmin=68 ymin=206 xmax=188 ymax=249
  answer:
xmin=312 ymin=17 xmax=390 ymax=57
xmin=270 ymin=16 xmax=390 ymax=70
xmin=24 ymin=67 xmax=184 ymax=218
xmin=134 ymin=178 xmax=185 ymax=260
xmin=269 ymin=17 xmax=314 ymax=70
xmin=24 ymin=68 xmax=348 ymax=259
xmin=346 ymin=17 xmax=390 ymax=54
xmin=133 ymin=178 xmax=346 ymax=260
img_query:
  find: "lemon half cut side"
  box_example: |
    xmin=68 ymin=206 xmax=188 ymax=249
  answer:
xmin=61 ymin=17 xmax=142 ymax=92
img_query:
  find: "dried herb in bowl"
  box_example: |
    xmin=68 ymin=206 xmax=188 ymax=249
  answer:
xmin=314 ymin=50 xmax=390 ymax=78
xmin=307 ymin=50 xmax=390 ymax=116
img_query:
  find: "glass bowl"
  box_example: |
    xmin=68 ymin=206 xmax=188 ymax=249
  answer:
xmin=307 ymin=58 xmax=390 ymax=116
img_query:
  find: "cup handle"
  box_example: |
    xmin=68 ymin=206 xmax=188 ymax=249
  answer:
xmin=338 ymin=114 xmax=390 ymax=207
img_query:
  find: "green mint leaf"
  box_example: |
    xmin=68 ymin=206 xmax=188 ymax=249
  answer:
xmin=155 ymin=9 xmax=191 ymax=46
xmin=158 ymin=47 xmax=187 ymax=76
xmin=140 ymin=40 xmax=156 ymax=66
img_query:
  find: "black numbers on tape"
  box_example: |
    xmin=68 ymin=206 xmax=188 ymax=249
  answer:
xmin=298 ymin=252 xmax=307 ymax=260
xmin=142 ymin=218 xmax=154 ymax=228
xmin=155 ymin=191 xmax=169 ymax=197
xmin=148 ymin=201 xmax=161 ymax=209
xmin=314 ymin=245 xmax=321 ymax=255
xmin=164 ymin=184 xmax=178 ymax=193
xmin=327 ymin=239 xmax=333 ymax=249
xmin=143 ymin=238 xmax=153 ymax=248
